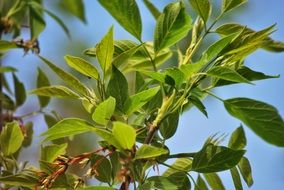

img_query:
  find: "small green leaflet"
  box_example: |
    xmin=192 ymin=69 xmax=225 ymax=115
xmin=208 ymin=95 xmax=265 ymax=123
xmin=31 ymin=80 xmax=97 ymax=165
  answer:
xmin=124 ymin=86 xmax=160 ymax=115
xmin=154 ymin=2 xmax=192 ymax=53
xmin=98 ymin=0 xmax=142 ymax=40
xmin=64 ymin=55 xmax=99 ymax=80
xmin=41 ymin=118 xmax=95 ymax=142
xmin=0 ymin=122 xmax=24 ymax=156
xmin=92 ymin=96 xmax=116 ymax=125
xmin=37 ymin=68 xmax=51 ymax=107
xmin=135 ymin=144 xmax=168 ymax=160
xmin=192 ymin=143 xmax=245 ymax=173
xmin=167 ymin=172 xmax=191 ymax=190
xmin=189 ymin=0 xmax=212 ymax=23
xmin=60 ymin=0 xmax=86 ymax=22
xmin=207 ymin=66 xmax=251 ymax=84
xmin=96 ymin=26 xmax=114 ymax=74
xmin=222 ymin=0 xmax=247 ymax=13
xmin=39 ymin=56 xmax=92 ymax=98
xmin=203 ymin=173 xmax=225 ymax=190
xmin=143 ymin=0 xmax=161 ymax=20
xmin=230 ymin=167 xmax=243 ymax=190
xmin=238 ymin=157 xmax=253 ymax=187
xmin=30 ymin=85 xmax=80 ymax=99
xmin=107 ymin=66 xmax=129 ymax=112
xmin=41 ymin=143 xmax=68 ymax=163
xmin=112 ymin=122 xmax=136 ymax=150
xmin=13 ymin=73 xmax=26 ymax=107
xmin=224 ymin=98 xmax=284 ymax=146
xmin=228 ymin=126 xmax=247 ymax=150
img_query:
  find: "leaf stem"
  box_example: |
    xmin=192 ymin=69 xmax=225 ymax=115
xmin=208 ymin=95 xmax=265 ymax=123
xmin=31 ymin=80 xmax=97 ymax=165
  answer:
xmin=167 ymin=152 xmax=196 ymax=159
xmin=204 ymin=90 xmax=223 ymax=102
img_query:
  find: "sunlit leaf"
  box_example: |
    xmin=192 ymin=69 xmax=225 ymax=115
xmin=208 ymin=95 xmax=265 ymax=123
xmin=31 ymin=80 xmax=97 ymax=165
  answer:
xmin=222 ymin=0 xmax=247 ymax=13
xmin=189 ymin=0 xmax=211 ymax=22
xmin=41 ymin=143 xmax=68 ymax=163
xmin=37 ymin=68 xmax=51 ymax=107
xmin=228 ymin=126 xmax=246 ymax=150
xmin=163 ymin=158 xmax=192 ymax=177
xmin=143 ymin=0 xmax=161 ymax=20
xmin=112 ymin=122 xmax=136 ymax=150
xmin=135 ymin=144 xmax=168 ymax=160
xmin=238 ymin=157 xmax=253 ymax=187
xmin=92 ymin=96 xmax=116 ymax=125
xmin=30 ymin=85 xmax=80 ymax=99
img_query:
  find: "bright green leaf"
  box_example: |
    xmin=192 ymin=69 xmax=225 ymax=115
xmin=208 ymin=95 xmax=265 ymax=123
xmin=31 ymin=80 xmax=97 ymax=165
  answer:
xmin=41 ymin=143 xmax=68 ymax=163
xmin=30 ymin=85 xmax=80 ymax=99
xmin=112 ymin=122 xmax=136 ymax=150
xmin=96 ymin=26 xmax=114 ymax=74
xmin=222 ymin=0 xmax=247 ymax=13
xmin=92 ymin=96 xmax=116 ymax=125
xmin=64 ymin=55 xmax=99 ymax=80
xmin=228 ymin=126 xmax=246 ymax=150
xmin=163 ymin=158 xmax=192 ymax=177
xmin=154 ymin=2 xmax=192 ymax=53
xmin=98 ymin=0 xmax=142 ymax=40
xmin=79 ymin=187 xmax=117 ymax=190
xmin=135 ymin=144 xmax=168 ymax=160
xmin=124 ymin=86 xmax=160 ymax=115
xmin=203 ymin=173 xmax=225 ymax=190
xmin=189 ymin=0 xmax=211 ymax=22
xmin=238 ymin=157 xmax=253 ymax=187
xmin=0 ymin=121 xmax=24 ymax=156
xmin=143 ymin=0 xmax=161 ymax=20
xmin=224 ymin=98 xmax=284 ymax=146
xmin=37 ymin=68 xmax=51 ymax=107
xmin=60 ymin=0 xmax=86 ymax=22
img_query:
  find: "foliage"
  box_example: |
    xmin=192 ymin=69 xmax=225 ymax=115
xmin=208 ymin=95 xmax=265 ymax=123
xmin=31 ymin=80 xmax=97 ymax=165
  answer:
xmin=0 ymin=0 xmax=284 ymax=190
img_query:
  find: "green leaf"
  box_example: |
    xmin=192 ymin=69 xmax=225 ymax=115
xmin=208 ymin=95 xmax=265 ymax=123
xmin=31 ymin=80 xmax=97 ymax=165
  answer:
xmin=135 ymin=144 xmax=168 ymax=160
xmin=160 ymin=111 xmax=179 ymax=139
xmin=222 ymin=0 xmax=247 ymax=13
xmin=154 ymin=2 xmax=192 ymax=53
xmin=112 ymin=122 xmax=136 ymax=150
xmin=0 ymin=40 xmax=18 ymax=52
xmin=64 ymin=55 xmax=99 ymax=80
xmin=188 ymin=95 xmax=208 ymax=117
xmin=163 ymin=158 xmax=192 ymax=177
xmin=215 ymin=66 xmax=279 ymax=86
xmin=207 ymin=66 xmax=251 ymax=84
xmin=96 ymin=26 xmax=114 ymax=74
xmin=41 ymin=143 xmax=68 ymax=163
xmin=39 ymin=56 xmax=92 ymax=97
xmin=41 ymin=118 xmax=95 ymax=142
xmin=165 ymin=67 xmax=185 ymax=87
xmin=13 ymin=73 xmax=26 ymax=107
xmin=107 ymin=66 xmax=128 ymax=112
xmin=91 ymin=128 xmax=122 ymax=150
xmin=145 ymin=176 xmax=179 ymax=190
xmin=195 ymin=175 xmax=208 ymax=190
xmin=238 ymin=157 xmax=253 ymax=187
xmin=98 ymin=0 xmax=142 ymax=40
xmin=29 ymin=2 xmax=46 ymax=39
xmin=203 ymin=173 xmax=225 ymax=190
xmin=124 ymin=86 xmax=160 ymax=115
xmin=91 ymin=154 xmax=112 ymax=183
xmin=79 ymin=187 xmax=117 ymax=190
xmin=189 ymin=0 xmax=212 ymax=22
xmin=0 ymin=121 xmax=24 ymax=156
xmin=143 ymin=0 xmax=161 ymax=20
xmin=60 ymin=0 xmax=86 ymax=22
xmin=192 ymin=143 xmax=245 ymax=173
xmin=230 ymin=167 xmax=243 ymax=190
xmin=0 ymin=170 xmax=39 ymax=187
xmin=168 ymin=172 xmax=191 ymax=190
xmin=37 ymin=68 xmax=51 ymax=107
xmin=228 ymin=126 xmax=246 ymax=150
xmin=0 ymin=66 xmax=17 ymax=73
xmin=92 ymin=96 xmax=116 ymax=125
xmin=30 ymin=85 xmax=80 ymax=99
xmin=135 ymin=72 xmax=145 ymax=93
xmin=224 ymin=98 xmax=284 ymax=146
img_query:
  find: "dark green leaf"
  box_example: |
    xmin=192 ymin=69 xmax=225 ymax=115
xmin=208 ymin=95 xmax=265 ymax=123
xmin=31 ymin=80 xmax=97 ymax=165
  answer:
xmin=195 ymin=175 xmax=208 ymax=190
xmin=60 ymin=0 xmax=86 ymax=22
xmin=238 ymin=157 xmax=253 ymax=187
xmin=39 ymin=56 xmax=92 ymax=97
xmin=96 ymin=26 xmax=114 ymax=74
xmin=29 ymin=3 xmax=46 ymax=39
xmin=189 ymin=0 xmax=211 ymax=22
xmin=13 ymin=73 xmax=26 ymax=107
xmin=0 ymin=121 xmax=24 ymax=156
xmin=189 ymin=95 xmax=208 ymax=117
xmin=160 ymin=111 xmax=179 ymax=139
xmin=135 ymin=144 xmax=168 ymax=160
xmin=91 ymin=154 xmax=112 ymax=183
xmin=107 ymin=66 xmax=128 ymax=112
xmin=92 ymin=96 xmax=116 ymax=125
xmin=203 ymin=173 xmax=225 ymax=190
xmin=192 ymin=143 xmax=245 ymax=173
xmin=41 ymin=143 xmax=68 ymax=163
xmin=143 ymin=0 xmax=161 ymax=20
xmin=135 ymin=72 xmax=145 ymax=93
xmin=168 ymin=172 xmax=191 ymax=190
xmin=112 ymin=122 xmax=136 ymax=150
xmin=124 ymin=86 xmax=160 ymax=115
xmin=30 ymin=85 xmax=80 ymax=99
xmin=98 ymin=0 xmax=142 ymax=40
xmin=222 ymin=0 xmax=247 ymax=13
xmin=228 ymin=126 xmax=246 ymax=150
xmin=64 ymin=55 xmax=99 ymax=80
xmin=207 ymin=66 xmax=251 ymax=84
xmin=163 ymin=158 xmax=192 ymax=177
xmin=0 ymin=170 xmax=39 ymax=187
xmin=224 ymin=98 xmax=284 ymax=146
xmin=37 ymin=68 xmax=50 ymax=107
xmin=230 ymin=167 xmax=243 ymax=190
xmin=154 ymin=2 xmax=192 ymax=53
xmin=165 ymin=67 xmax=185 ymax=87
xmin=41 ymin=118 xmax=95 ymax=142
